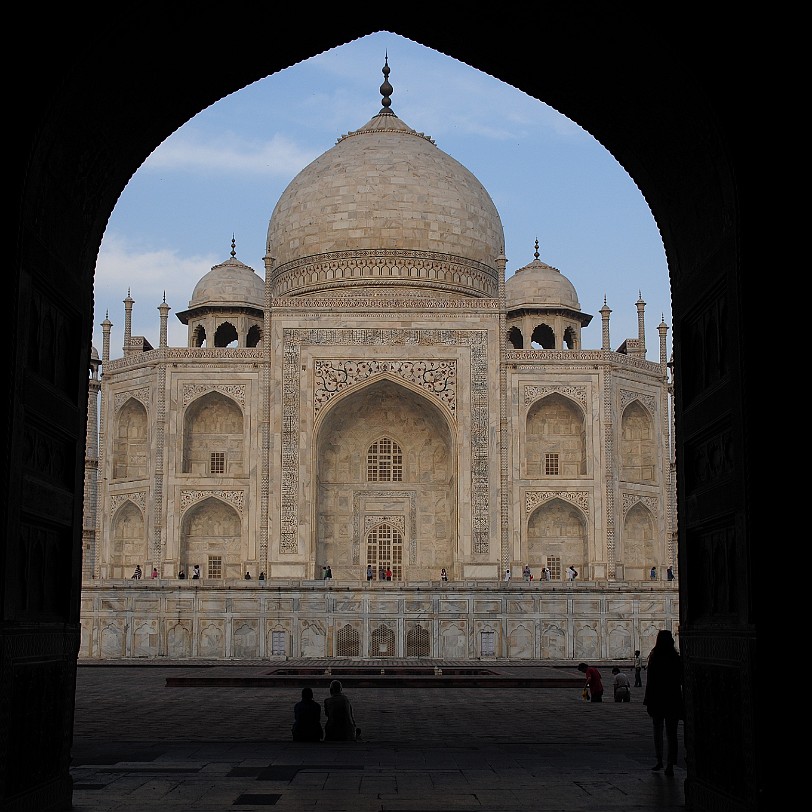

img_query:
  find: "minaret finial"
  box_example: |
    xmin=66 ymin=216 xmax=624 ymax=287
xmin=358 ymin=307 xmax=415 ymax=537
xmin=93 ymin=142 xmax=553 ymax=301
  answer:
xmin=231 ymin=235 xmax=236 ymax=258
xmin=380 ymin=54 xmax=393 ymax=113
xmin=534 ymin=239 xmax=540 ymax=261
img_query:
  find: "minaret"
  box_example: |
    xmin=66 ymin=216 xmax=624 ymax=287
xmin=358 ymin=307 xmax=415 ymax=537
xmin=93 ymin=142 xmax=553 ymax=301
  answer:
xmin=600 ymin=296 xmax=612 ymax=351
xmin=82 ymin=348 xmax=101 ymax=580
xmin=635 ymin=291 xmax=646 ymax=358
xmin=101 ymin=311 xmax=112 ymax=363
xmin=123 ymin=289 xmax=134 ymax=356
xmin=159 ymin=292 xmax=171 ymax=348
xmin=658 ymin=314 xmax=669 ymax=368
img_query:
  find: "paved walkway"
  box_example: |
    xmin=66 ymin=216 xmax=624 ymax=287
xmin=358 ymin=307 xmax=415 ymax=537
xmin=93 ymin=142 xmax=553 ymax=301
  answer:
xmin=70 ymin=660 xmax=685 ymax=811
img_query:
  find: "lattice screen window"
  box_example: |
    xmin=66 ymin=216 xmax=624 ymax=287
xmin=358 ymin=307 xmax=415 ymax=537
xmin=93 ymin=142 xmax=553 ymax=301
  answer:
xmin=367 ymin=437 xmax=403 ymax=482
xmin=271 ymin=631 xmax=286 ymax=656
xmin=366 ymin=523 xmax=403 ymax=580
xmin=371 ymin=625 xmax=395 ymax=657
xmin=545 ymin=453 xmax=559 ymax=475
xmin=336 ymin=624 xmax=360 ymax=657
xmin=210 ymin=451 xmax=225 ymax=474
xmin=207 ymin=555 xmax=223 ymax=579
xmin=547 ymin=556 xmax=562 ymax=580
xmin=406 ymin=625 xmax=431 ymax=657
xmin=481 ymin=630 xmax=496 ymax=657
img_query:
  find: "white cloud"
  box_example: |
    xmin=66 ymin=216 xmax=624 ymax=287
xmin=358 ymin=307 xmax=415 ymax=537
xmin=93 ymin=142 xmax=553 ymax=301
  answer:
xmin=141 ymin=130 xmax=320 ymax=176
xmin=92 ymin=233 xmax=219 ymax=350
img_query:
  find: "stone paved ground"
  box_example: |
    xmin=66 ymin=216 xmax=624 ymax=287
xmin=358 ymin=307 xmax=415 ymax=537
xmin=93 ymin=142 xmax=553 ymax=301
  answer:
xmin=70 ymin=660 xmax=685 ymax=811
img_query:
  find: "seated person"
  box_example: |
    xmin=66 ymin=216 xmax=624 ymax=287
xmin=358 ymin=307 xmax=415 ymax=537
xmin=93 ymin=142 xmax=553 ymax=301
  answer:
xmin=292 ymin=686 xmax=323 ymax=741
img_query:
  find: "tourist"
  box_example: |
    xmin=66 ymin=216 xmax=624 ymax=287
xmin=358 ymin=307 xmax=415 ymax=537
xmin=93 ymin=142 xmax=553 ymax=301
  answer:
xmin=633 ymin=649 xmax=644 ymax=687
xmin=577 ymin=662 xmax=604 ymax=702
xmin=192 ymin=564 xmax=200 ymax=579
xmin=385 ymin=567 xmax=391 ymax=581
xmin=178 ymin=567 xmax=186 ymax=579
xmin=244 ymin=571 xmax=251 ymax=580
xmin=612 ymin=666 xmax=631 ymax=702
xmin=567 ymin=565 xmax=578 ymax=581
xmin=522 ymin=565 xmax=531 ymax=581
xmin=504 ymin=567 xmax=511 ymax=582
xmin=367 ymin=565 xmax=373 ymax=581
xmin=643 ymin=629 xmax=684 ymax=776
xmin=440 ymin=568 xmax=448 ymax=582
xmin=151 ymin=567 xmax=158 ymax=579
xmin=323 ymin=680 xmax=357 ymax=741
xmin=650 ymin=566 xmax=657 ymax=580
xmin=131 ymin=565 xmax=142 ymax=579
xmin=292 ymin=686 xmax=323 ymax=742
xmin=667 ymin=566 xmax=675 ymax=581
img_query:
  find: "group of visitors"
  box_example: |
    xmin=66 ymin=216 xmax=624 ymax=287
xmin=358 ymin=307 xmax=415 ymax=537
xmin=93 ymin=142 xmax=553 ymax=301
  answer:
xmin=577 ymin=629 xmax=683 ymax=776
xmin=291 ymin=680 xmax=359 ymax=742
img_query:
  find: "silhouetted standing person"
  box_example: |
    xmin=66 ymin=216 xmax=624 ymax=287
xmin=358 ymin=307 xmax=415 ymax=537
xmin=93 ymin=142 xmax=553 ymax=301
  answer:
xmin=643 ymin=629 xmax=684 ymax=776
xmin=292 ymin=686 xmax=324 ymax=742
xmin=131 ymin=565 xmax=142 ymax=579
xmin=367 ymin=565 xmax=373 ymax=581
xmin=192 ymin=564 xmax=200 ymax=579
xmin=650 ymin=565 xmax=657 ymax=580
xmin=633 ymin=649 xmax=644 ymax=687
xmin=324 ymin=680 xmax=357 ymax=741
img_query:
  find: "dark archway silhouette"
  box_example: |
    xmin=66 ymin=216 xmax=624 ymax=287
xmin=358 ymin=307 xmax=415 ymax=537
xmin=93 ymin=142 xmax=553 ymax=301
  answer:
xmin=7 ymin=12 xmax=756 ymax=812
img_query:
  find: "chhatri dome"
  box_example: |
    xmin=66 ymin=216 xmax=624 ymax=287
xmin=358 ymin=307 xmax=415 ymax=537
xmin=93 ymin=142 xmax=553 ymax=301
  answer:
xmin=265 ymin=58 xmax=505 ymax=299
xmin=505 ymin=240 xmax=582 ymax=312
xmin=184 ymin=237 xmax=264 ymax=311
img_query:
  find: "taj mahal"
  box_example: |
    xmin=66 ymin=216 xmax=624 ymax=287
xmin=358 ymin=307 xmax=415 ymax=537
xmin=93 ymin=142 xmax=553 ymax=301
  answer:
xmin=78 ymin=61 xmax=678 ymax=662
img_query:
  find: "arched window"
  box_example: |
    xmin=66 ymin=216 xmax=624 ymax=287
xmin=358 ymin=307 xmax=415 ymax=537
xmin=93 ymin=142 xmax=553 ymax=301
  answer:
xmin=366 ymin=523 xmax=403 ymax=581
xmin=367 ymin=437 xmax=403 ymax=482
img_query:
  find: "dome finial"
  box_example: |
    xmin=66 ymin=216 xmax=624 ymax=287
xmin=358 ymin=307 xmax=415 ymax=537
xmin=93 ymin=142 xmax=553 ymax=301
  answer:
xmin=379 ymin=54 xmax=393 ymax=113
xmin=534 ymin=239 xmax=540 ymax=261
xmin=231 ymin=234 xmax=236 ymax=258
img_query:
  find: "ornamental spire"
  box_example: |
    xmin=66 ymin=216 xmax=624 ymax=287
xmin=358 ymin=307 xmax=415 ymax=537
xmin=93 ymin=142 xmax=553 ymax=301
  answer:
xmin=379 ymin=54 xmax=393 ymax=114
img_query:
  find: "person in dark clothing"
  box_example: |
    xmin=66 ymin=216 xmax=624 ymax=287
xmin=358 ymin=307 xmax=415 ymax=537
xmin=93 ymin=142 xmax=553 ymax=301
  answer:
xmin=292 ymin=686 xmax=323 ymax=742
xmin=323 ymin=680 xmax=357 ymax=741
xmin=577 ymin=662 xmax=604 ymax=702
xmin=643 ymin=629 xmax=684 ymax=776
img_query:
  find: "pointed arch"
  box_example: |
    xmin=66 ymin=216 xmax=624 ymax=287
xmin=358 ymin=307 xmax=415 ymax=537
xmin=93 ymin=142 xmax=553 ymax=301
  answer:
xmin=527 ymin=497 xmax=587 ymax=577
xmin=213 ymin=321 xmax=238 ymax=347
xmin=622 ymin=500 xmax=656 ymax=572
xmin=180 ymin=496 xmax=242 ymax=579
xmin=316 ymin=376 xmax=455 ymax=581
xmin=113 ymin=398 xmax=148 ymax=480
xmin=110 ymin=499 xmax=146 ymax=571
xmin=526 ymin=393 xmax=587 ymax=478
xmin=182 ymin=390 xmax=244 ymax=475
xmin=620 ymin=399 xmax=656 ymax=483
xmin=530 ymin=322 xmax=555 ymax=349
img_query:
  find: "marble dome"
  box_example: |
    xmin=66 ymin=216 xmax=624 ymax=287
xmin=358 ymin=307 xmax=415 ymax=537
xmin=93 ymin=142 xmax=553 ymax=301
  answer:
xmin=265 ymin=61 xmax=504 ymax=299
xmin=505 ymin=253 xmax=581 ymax=312
xmin=187 ymin=253 xmax=264 ymax=310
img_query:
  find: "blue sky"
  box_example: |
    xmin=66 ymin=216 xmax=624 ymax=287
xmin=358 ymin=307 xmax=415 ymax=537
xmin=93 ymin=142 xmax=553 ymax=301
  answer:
xmin=93 ymin=31 xmax=671 ymax=357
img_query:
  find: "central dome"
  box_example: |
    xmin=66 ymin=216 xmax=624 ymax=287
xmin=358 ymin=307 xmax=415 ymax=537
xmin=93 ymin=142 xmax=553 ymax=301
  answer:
xmin=266 ymin=61 xmax=504 ymax=299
